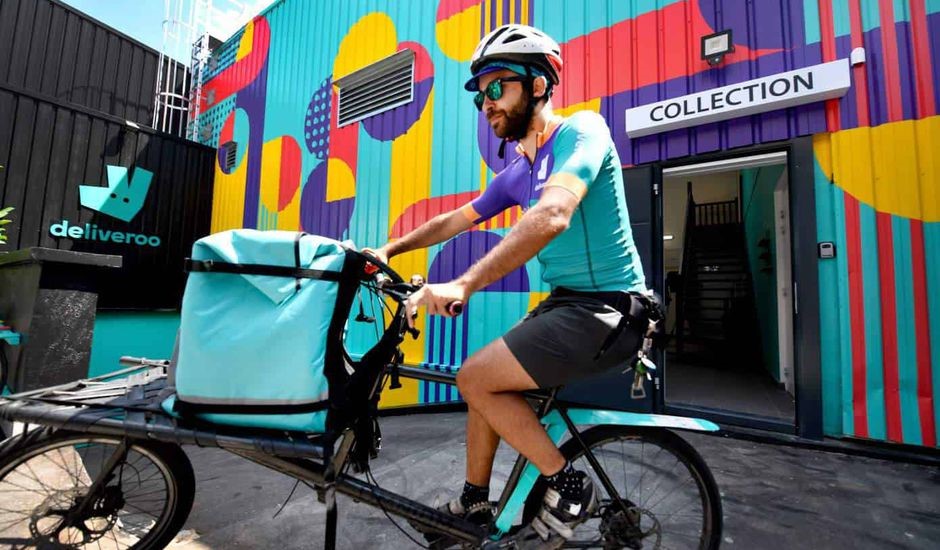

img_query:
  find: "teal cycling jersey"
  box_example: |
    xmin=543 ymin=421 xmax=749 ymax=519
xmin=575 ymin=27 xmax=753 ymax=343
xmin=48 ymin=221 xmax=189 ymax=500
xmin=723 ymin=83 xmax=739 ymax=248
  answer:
xmin=463 ymin=111 xmax=646 ymax=292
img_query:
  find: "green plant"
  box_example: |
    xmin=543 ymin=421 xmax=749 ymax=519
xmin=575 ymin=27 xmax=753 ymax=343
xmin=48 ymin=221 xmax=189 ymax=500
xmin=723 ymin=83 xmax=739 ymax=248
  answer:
xmin=0 ymin=206 xmax=12 ymax=245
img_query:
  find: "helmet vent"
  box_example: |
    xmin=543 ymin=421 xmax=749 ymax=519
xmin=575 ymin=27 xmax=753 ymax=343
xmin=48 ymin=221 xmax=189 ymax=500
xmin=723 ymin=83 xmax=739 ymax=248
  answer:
xmin=504 ymin=33 xmax=527 ymax=43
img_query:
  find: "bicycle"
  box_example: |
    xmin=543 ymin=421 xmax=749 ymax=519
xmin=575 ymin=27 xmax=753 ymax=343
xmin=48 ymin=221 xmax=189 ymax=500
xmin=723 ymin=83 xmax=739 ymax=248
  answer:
xmin=0 ymin=251 xmax=723 ymax=549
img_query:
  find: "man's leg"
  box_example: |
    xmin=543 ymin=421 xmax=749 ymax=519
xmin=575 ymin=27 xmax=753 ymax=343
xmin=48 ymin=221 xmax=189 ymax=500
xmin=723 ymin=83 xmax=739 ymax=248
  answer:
xmin=466 ymin=406 xmax=500 ymax=487
xmin=456 ymin=338 xmax=566 ymax=477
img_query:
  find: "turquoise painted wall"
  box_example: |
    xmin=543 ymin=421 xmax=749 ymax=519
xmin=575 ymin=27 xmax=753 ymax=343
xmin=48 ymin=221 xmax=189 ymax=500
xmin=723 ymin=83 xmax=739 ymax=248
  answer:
xmin=89 ymin=312 xmax=180 ymax=377
xmin=741 ymin=166 xmax=784 ymax=382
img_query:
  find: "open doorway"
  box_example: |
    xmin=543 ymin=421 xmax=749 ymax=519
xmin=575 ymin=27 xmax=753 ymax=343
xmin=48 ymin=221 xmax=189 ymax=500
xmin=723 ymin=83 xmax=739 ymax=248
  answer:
xmin=662 ymin=153 xmax=795 ymax=421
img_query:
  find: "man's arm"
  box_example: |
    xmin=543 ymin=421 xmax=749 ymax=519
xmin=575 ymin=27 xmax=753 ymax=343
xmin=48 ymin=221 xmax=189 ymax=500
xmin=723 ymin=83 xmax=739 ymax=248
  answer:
xmin=402 ymin=174 xmax=584 ymax=323
xmin=456 ymin=175 xmax=583 ymax=294
xmin=373 ymin=208 xmax=474 ymax=262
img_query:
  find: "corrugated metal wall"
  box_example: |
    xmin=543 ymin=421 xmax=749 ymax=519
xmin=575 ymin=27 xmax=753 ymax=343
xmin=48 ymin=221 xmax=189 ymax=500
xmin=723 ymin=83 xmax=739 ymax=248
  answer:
xmin=197 ymin=0 xmax=939 ymax=446
xmin=0 ymin=0 xmax=188 ymax=130
xmin=0 ymin=0 xmax=216 ymax=309
xmin=810 ymin=0 xmax=939 ymax=448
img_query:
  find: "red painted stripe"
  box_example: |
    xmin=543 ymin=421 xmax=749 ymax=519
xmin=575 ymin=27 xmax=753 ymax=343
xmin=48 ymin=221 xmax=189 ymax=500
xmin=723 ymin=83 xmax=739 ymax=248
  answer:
xmin=436 ymin=0 xmax=481 ymax=22
xmin=878 ymin=0 xmax=904 ymax=122
xmin=200 ymin=17 xmax=270 ymax=113
xmin=278 ymin=136 xmax=301 ymax=210
xmin=390 ymin=191 xmax=480 ymax=237
xmin=876 ymin=212 xmax=904 ymax=441
xmin=844 ymin=194 xmax=868 ymax=437
xmin=848 ymin=0 xmax=871 ymax=127
xmin=818 ymin=0 xmax=841 ymax=131
xmin=909 ymin=220 xmax=937 ymax=446
xmin=328 ymin=88 xmax=358 ymax=178
xmin=909 ymin=0 xmax=937 ymax=118
xmin=552 ymin=1 xmax=779 ymax=107
xmin=220 ymin=112 xmax=234 ymax=146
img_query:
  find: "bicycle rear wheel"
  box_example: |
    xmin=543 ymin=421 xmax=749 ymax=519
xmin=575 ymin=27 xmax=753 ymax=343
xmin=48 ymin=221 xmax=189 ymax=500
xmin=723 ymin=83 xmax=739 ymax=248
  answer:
xmin=523 ymin=426 xmax=722 ymax=549
xmin=0 ymin=429 xmax=195 ymax=549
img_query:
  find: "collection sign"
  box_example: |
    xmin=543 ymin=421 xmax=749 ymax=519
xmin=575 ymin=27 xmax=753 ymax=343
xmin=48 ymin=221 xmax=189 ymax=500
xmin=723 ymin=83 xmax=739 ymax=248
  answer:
xmin=625 ymin=58 xmax=851 ymax=138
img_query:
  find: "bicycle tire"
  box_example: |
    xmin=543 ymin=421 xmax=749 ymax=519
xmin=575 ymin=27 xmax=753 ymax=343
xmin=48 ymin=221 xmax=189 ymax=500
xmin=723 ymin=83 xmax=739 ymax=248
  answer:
xmin=522 ymin=425 xmax=723 ymax=549
xmin=0 ymin=429 xmax=195 ymax=549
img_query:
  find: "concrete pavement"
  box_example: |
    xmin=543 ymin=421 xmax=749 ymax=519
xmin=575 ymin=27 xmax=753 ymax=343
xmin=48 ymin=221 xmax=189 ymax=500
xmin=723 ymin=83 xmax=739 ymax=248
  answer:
xmin=167 ymin=412 xmax=940 ymax=549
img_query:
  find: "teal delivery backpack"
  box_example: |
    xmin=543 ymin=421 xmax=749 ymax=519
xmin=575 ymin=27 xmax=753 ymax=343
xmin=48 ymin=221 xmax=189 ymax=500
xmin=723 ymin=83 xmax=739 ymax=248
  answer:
xmin=162 ymin=229 xmax=367 ymax=432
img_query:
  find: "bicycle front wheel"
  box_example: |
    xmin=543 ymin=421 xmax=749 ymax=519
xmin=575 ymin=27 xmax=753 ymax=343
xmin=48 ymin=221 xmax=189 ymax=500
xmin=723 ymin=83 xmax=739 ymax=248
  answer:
xmin=523 ymin=426 xmax=722 ymax=549
xmin=0 ymin=429 xmax=195 ymax=549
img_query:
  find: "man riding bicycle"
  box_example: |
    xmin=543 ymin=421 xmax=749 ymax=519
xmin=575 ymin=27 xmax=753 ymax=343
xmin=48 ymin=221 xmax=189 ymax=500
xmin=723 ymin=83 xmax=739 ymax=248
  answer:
xmin=365 ymin=24 xmax=648 ymax=548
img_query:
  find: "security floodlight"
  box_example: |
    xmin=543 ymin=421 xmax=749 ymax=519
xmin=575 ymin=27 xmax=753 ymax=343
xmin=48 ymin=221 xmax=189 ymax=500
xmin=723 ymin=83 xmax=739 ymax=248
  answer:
xmin=702 ymin=30 xmax=734 ymax=66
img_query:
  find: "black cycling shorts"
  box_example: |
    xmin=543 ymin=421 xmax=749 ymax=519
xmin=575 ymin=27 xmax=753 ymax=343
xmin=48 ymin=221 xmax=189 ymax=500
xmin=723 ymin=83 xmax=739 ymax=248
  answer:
xmin=502 ymin=292 xmax=643 ymax=389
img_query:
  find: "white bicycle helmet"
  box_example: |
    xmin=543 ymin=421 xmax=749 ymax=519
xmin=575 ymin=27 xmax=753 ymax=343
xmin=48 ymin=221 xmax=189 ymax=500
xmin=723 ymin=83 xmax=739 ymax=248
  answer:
xmin=465 ymin=24 xmax=563 ymax=91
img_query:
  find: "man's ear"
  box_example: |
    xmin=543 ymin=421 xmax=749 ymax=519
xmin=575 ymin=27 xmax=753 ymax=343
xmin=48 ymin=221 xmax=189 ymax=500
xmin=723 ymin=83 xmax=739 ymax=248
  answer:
xmin=532 ymin=75 xmax=548 ymax=99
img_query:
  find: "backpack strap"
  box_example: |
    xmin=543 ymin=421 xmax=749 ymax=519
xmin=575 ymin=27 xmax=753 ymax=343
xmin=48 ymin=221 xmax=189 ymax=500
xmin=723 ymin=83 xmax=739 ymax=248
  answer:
xmin=184 ymin=259 xmax=342 ymax=281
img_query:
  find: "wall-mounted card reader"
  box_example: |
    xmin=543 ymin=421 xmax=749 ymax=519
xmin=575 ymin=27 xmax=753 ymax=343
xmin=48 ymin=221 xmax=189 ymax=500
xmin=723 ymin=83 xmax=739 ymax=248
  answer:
xmin=818 ymin=242 xmax=836 ymax=259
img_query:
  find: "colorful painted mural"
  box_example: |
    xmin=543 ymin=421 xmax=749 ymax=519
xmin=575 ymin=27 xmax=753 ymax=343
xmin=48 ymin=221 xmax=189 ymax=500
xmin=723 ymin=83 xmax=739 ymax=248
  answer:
xmin=196 ymin=0 xmax=939 ymax=446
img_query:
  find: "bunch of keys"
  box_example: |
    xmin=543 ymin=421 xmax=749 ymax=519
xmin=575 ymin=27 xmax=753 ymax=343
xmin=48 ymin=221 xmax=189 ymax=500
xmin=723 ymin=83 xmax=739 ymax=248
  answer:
xmin=625 ymin=321 xmax=658 ymax=400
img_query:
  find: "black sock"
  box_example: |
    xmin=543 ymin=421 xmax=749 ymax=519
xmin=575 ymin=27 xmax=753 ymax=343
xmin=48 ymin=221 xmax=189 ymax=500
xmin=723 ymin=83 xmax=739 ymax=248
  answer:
xmin=460 ymin=481 xmax=490 ymax=509
xmin=543 ymin=461 xmax=582 ymax=501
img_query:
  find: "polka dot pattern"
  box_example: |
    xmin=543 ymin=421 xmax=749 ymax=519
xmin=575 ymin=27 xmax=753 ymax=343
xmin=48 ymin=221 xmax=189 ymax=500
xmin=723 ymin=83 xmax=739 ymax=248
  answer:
xmin=305 ymin=77 xmax=332 ymax=158
xmin=195 ymin=95 xmax=236 ymax=147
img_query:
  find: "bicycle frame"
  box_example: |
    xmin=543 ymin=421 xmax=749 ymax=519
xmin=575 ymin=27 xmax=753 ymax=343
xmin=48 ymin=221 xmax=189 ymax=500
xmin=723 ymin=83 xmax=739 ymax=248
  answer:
xmin=231 ymin=365 xmax=720 ymax=547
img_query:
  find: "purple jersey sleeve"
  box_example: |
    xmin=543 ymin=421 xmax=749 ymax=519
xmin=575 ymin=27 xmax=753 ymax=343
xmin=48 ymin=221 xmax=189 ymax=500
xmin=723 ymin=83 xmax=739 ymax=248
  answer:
xmin=467 ymin=167 xmax=518 ymax=223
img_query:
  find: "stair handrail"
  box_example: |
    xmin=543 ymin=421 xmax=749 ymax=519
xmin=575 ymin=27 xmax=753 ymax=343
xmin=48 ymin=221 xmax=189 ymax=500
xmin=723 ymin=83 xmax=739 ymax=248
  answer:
xmin=676 ymin=182 xmax=696 ymax=353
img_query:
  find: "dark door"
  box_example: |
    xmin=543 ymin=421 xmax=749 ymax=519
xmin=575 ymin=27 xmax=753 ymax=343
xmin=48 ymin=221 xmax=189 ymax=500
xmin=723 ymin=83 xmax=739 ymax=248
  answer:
xmin=558 ymin=165 xmax=663 ymax=412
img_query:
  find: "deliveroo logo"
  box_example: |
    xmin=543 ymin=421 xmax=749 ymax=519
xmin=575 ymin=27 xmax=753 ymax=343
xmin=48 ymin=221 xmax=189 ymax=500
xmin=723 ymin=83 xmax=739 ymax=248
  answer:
xmin=49 ymin=165 xmax=162 ymax=247
xmin=80 ymin=165 xmax=153 ymax=222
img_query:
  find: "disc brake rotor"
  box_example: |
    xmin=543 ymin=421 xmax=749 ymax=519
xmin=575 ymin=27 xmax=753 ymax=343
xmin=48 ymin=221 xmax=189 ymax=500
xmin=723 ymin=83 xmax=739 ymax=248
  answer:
xmin=28 ymin=486 xmax=123 ymax=547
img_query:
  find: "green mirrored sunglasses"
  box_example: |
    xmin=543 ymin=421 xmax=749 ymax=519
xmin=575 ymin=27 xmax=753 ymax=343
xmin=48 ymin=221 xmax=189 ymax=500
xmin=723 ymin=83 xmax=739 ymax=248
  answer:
xmin=473 ymin=76 xmax=528 ymax=111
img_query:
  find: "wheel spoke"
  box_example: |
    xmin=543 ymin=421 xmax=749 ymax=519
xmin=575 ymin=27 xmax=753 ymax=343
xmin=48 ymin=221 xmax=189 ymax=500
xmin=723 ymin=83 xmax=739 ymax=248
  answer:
xmin=0 ymin=435 xmax=188 ymax=550
xmin=560 ymin=429 xmax=718 ymax=550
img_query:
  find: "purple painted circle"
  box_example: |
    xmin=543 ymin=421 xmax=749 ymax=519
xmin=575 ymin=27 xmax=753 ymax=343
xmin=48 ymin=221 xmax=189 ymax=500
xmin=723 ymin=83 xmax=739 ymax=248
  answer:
xmin=305 ymin=77 xmax=332 ymax=158
xmin=429 ymin=231 xmax=529 ymax=293
xmin=299 ymin=161 xmax=354 ymax=240
xmin=698 ymin=0 xmax=803 ymax=51
xmin=361 ymin=77 xmax=434 ymax=142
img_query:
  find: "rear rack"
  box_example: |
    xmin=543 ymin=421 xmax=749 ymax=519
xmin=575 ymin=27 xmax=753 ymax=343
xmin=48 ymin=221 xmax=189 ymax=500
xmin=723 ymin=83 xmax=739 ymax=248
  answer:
xmin=0 ymin=357 xmax=331 ymax=459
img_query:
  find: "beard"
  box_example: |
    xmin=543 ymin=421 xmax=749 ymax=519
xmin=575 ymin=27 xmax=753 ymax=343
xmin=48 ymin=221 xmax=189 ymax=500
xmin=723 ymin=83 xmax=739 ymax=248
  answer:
xmin=488 ymin=92 xmax=531 ymax=140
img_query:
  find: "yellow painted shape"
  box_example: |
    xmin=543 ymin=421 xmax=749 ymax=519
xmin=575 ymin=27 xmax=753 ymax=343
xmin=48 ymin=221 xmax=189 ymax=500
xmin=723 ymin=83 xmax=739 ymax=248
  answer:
xmin=915 ymin=117 xmax=940 ymax=222
xmin=436 ymin=4 xmax=481 ymax=62
xmin=556 ymin=98 xmax=601 ymax=118
xmin=377 ymin=88 xmax=437 ymax=408
xmin=333 ymin=13 xmax=397 ymax=82
xmin=211 ymin=144 xmax=248 ymax=233
xmin=236 ymin=20 xmax=254 ymax=61
xmin=813 ymin=133 xmax=833 ymax=181
xmin=521 ymin=0 xmax=529 ymax=24
xmin=824 ymin=116 xmax=940 ymax=221
xmin=259 ymin=138 xmax=283 ymax=213
xmin=378 ymin=376 xmax=422 ymax=408
xmin=527 ymin=291 xmax=549 ymax=312
xmin=326 ymin=158 xmax=356 ymax=201
xmin=276 ymin=187 xmax=300 ymax=230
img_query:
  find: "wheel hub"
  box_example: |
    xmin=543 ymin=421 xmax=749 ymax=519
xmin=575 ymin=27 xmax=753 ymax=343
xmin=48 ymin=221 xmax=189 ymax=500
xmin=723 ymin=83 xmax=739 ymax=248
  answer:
xmin=28 ymin=485 xmax=123 ymax=546
xmin=599 ymin=503 xmax=662 ymax=549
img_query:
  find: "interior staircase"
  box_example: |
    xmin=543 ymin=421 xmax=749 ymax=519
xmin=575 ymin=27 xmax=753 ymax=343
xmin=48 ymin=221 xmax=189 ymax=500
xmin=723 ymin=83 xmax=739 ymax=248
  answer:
xmin=675 ymin=184 xmax=760 ymax=364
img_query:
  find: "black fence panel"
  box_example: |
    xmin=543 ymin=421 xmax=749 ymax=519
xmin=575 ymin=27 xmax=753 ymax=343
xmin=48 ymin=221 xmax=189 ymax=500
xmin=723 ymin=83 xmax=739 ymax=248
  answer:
xmin=0 ymin=87 xmax=215 ymax=309
xmin=0 ymin=0 xmax=187 ymax=129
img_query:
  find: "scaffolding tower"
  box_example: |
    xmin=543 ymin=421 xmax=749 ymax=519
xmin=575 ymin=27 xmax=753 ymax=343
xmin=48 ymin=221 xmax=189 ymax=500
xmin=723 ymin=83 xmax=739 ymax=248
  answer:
xmin=152 ymin=0 xmax=252 ymax=140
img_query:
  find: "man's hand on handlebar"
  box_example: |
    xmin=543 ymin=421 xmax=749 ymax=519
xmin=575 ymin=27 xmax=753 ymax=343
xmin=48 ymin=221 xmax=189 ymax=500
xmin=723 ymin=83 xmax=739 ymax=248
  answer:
xmin=360 ymin=246 xmax=390 ymax=266
xmin=403 ymin=281 xmax=468 ymax=328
